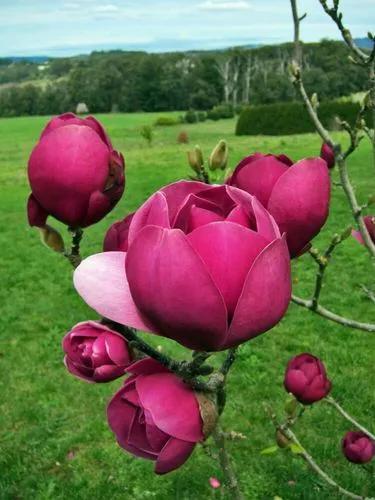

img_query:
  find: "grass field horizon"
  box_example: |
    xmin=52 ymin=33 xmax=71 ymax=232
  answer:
xmin=1 ymin=112 xmax=374 ymax=499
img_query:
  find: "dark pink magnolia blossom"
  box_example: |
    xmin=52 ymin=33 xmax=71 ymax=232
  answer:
xmin=62 ymin=321 xmax=132 ymax=383
xmin=74 ymin=181 xmax=292 ymax=351
xmin=284 ymin=353 xmax=331 ymax=404
xmin=107 ymin=358 xmax=207 ymax=474
xmin=27 ymin=113 xmax=125 ymax=229
xmin=227 ymin=153 xmax=330 ymax=257
xmin=352 ymin=216 xmax=375 ymax=246
xmin=320 ymin=143 xmax=335 ymax=169
xmin=342 ymin=431 xmax=375 ymax=464
xmin=103 ymin=213 xmax=134 ymax=252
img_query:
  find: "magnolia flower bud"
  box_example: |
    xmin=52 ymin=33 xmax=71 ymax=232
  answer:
xmin=342 ymin=431 xmax=375 ymax=464
xmin=38 ymin=224 xmax=65 ymax=253
xmin=187 ymin=145 xmax=204 ymax=174
xmin=209 ymin=140 xmax=229 ymax=171
xmin=107 ymin=358 xmax=217 ymax=474
xmin=276 ymin=430 xmax=290 ymax=448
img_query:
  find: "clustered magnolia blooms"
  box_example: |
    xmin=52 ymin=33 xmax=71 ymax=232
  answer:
xmin=30 ymin=113 xmax=361 ymax=476
xmin=75 ymin=181 xmax=292 ymax=351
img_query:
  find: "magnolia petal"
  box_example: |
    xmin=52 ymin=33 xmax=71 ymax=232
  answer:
xmin=225 ymin=236 xmax=291 ymax=348
xmin=187 ymin=222 xmax=269 ymax=318
xmin=155 ymin=438 xmax=195 ymax=475
xmin=268 ymin=158 xmax=330 ymax=257
xmin=128 ymin=191 xmax=170 ymax=245
xmin=136 ymin=372 xmax=203 ymax=442
xmin=74 ymin=252 xmax=155 ymax=332
xmin=126 ymin=226 xmax=228 ymax=351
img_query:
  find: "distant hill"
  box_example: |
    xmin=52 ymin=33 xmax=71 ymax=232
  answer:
xmin=0 ymin=39 xmax=370 ymax=118
xmin=4 ymin=56 xmax=50 ymax=64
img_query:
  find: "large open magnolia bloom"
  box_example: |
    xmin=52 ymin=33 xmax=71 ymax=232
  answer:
xmin=27 ymin=113 xmax=125 ymax=228
xmin=227 ymin=153 xmax=330 ymax=257
xmin=107 ymin=358 xmax=214 ymax=474
xmin=74 ymin=181 xmax=291 ymax=351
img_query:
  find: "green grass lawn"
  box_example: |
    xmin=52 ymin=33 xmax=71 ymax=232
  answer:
xmin=0 ymin=112 xmax=374 ymax=500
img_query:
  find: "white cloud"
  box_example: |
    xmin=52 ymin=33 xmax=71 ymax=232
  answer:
xmin=93 ymin=4 xmax=119 ymax=13
xmin=199 ymin=0 xmax=250 ymax=11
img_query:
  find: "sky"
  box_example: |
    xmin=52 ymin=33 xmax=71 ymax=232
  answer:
xmin=0 ymin=0 xmax=374 ymax=57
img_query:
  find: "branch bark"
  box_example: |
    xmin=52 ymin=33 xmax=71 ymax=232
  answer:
xmin=279 ymin=426 xmax=372 ymax=500
xmin=325 ymin=397 xmax=375 ymax=441
xmin=291 ymin=295 xmax=375 ymax=332
xmin=212 ymin=426 xmax=244 ymax=500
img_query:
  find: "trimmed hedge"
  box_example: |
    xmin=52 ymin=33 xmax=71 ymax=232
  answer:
xmin=236 ymin=101 xmax=372 ymax=136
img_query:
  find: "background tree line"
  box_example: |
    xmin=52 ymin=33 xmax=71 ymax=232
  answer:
xmin=0 ymin=39 xmax=368 ymax=117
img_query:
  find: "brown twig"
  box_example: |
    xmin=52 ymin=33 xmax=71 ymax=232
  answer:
xmin=318 ymin=0 xmax=370 ymax=65
xmin=212 ymin=426 xmax=244 ymax=500
xmin=279 ymin=426 xmax=371 ymax=500
xmin=266 ymin=405 xmax=373 ymax=500
xmin=291 ymin=295 xmax=375 ymax=332
xmin=65 ymin=227 xmax=83 ymax=269
xmin=325 ymin=397 xmax=375 ymax=441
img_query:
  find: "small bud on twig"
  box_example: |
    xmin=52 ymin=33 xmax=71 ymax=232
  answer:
xmin=209 ymin=140 xmax=229 ymax=171
xmin=38 ymin=224 xmax=65 ymax=253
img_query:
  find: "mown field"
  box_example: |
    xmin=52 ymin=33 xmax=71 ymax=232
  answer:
xmin=0 ymin=112 xmax=374 ymax=500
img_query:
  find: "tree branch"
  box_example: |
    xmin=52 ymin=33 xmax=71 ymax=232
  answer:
xmin=212 ymin=426 xmax=244 ymax=500
xmin=65 ymin=227 xmax=83 ymax=269
xmin=318 ymin=0 xmax=369 ymax=64
xmin=291 ymin=295 xmax=375 ymax=332
xmin=278 ymin=426 xmax=371 ymax=500
xmin=289 ymin=0 xmax=375 ymax=261
xmin=325 ymin=397 xmax=375 ymax=441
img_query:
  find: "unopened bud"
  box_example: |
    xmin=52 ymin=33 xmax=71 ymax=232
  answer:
xmin=195 ymin=393 xmax=218 ymax=439
xmin=209 ymin=140 xmax=229 ymax=171
xmin=38 ymin=224 xmax=65 ymax=253
xmin=340 ymin=225 xmax=352 ymax=241
xmin=311 ymin=93 xmax=319 ymax=110
xmin=276 ymin=430 xmax=291 ymax=448
xmin=187 ymin=145 xmax=204 ymax=174
xmin=367 ymin=194 xmax=375 ymax=206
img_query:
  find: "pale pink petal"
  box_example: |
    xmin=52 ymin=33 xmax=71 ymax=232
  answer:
xmin=74 ymin=252 xmax=155 ymax=332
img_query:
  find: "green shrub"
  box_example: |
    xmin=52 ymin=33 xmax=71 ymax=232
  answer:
xmin=236 ymin=101 xmax=372 ymax=136
xmin=184 ymin=110 xmax=198 ymax=124
xmin=207 ymin=104 xmax=234 ymax=121
xmin=154 ymin=116 xmax=178 ymax=126
xmin=207 ymin=109 xmax=221 ymax=121
xmin=197 ymin=111 xmax=207 ymax=122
